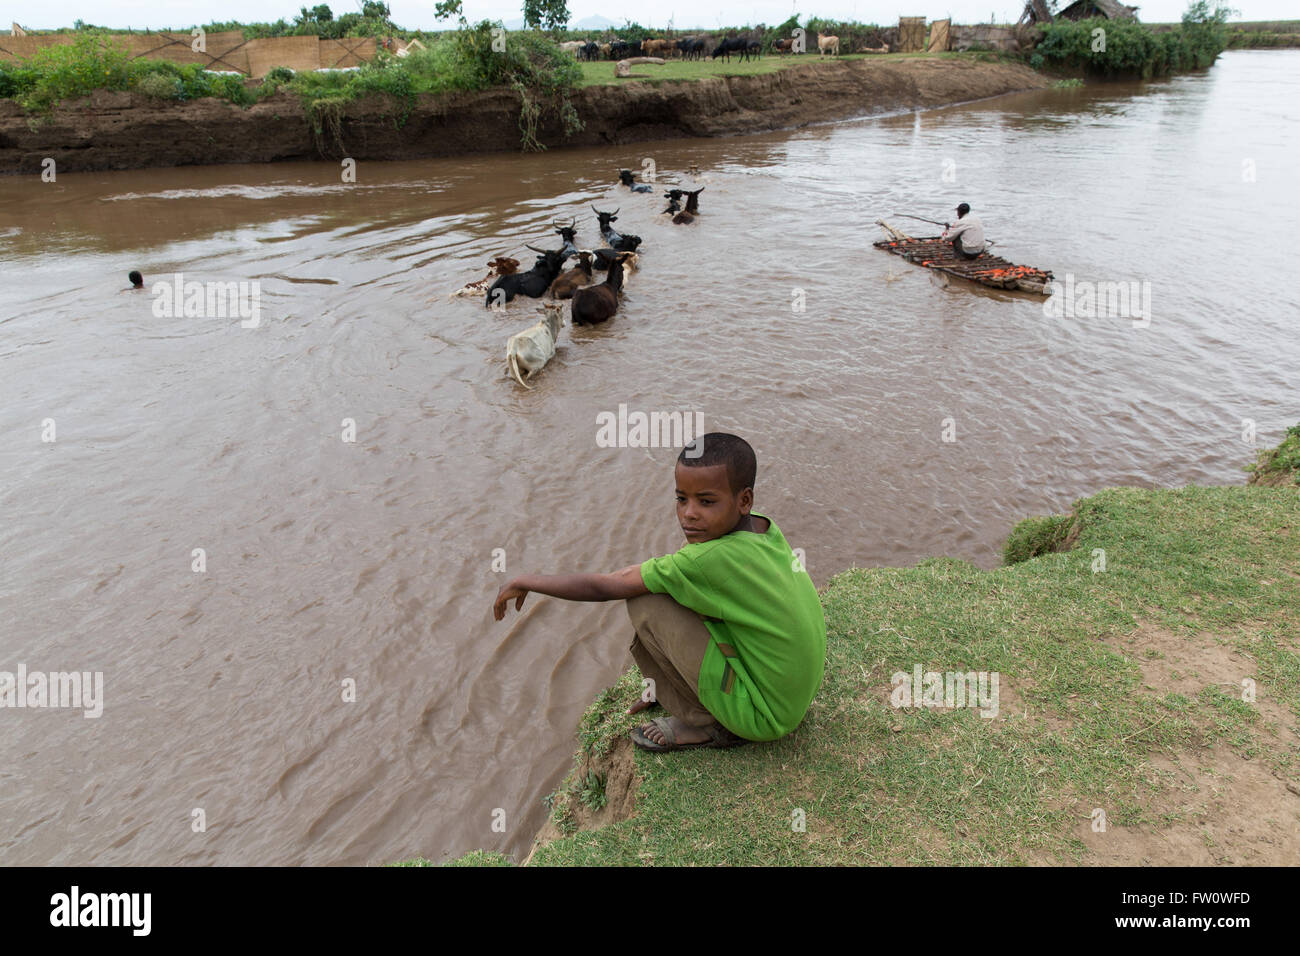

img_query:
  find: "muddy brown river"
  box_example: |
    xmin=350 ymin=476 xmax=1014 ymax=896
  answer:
xmin=1 ymin=51 xmax=1297 ymax=865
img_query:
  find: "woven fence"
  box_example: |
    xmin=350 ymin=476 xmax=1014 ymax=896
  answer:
xmin=0 ymin=32 xmax=380 ymax=77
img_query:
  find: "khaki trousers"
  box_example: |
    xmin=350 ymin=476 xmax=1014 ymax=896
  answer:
xmin=626 ymin=593 xmax=720 ymax=729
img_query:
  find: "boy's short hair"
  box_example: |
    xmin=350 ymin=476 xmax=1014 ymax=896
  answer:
xmin=128 ymin=270 xmax=143 ymax=287
xmin=678 ymin=433 xmax=756 ymax=495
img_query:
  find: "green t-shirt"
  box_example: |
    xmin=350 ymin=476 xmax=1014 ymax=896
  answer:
xmin=639 ymin=513 xmax=827 ymax=742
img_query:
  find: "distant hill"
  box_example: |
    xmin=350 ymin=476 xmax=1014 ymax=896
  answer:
xmin=573 ymin=15 xmax=620 ymax=29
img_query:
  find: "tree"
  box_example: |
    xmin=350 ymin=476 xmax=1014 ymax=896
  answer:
xmin=1181 ymin=0 xmax=1236 ymax=26
xmin=434 ymin=0 xmax=465 ymax=23
xmin=522 ymin=0 xmax=570 ymax=31
xmin=296 ymin=5 xmax=334 ymax=26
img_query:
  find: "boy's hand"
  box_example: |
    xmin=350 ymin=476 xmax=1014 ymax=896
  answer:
xmin=493 ymin=580 xmax=529 ymax=620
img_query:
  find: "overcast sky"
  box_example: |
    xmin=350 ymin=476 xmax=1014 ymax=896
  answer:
xmin=11 ymin=1 xmax=1292 ymax=32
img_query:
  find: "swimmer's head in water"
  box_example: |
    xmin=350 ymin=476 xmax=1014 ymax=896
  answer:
xmin=128 ymin=270 xmax=143 ymax=288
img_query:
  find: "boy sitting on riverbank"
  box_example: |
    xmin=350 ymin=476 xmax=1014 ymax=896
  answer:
xmin=492 ymin=433 xmax=827 ymax=751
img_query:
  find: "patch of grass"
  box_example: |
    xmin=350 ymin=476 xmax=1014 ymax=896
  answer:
xmin=570 ymin=51 xmax=1001 ymax=88
xmin=1247 ymin=424 xmax=1300 ymax=486
xmin=579 ymin=770 xmax=608 ymax=810
xmin=1003 ymin=513 xmax=1075 ymax=564
xmin=387 ymin=850 xmax=514 ymax=867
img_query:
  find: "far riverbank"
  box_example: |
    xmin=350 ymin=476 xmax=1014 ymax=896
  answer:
xmin=0 ymin=56 xmax=1049 ymax=175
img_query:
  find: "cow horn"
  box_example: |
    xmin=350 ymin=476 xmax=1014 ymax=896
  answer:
xmin=524 ymin=243 xmax=546 ymax=253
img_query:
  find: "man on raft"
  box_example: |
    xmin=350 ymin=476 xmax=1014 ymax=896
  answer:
xmin=942 ymin=203 xmax=986 ymax=259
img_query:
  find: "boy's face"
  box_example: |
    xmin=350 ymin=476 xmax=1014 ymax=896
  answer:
xmin=674 ymin=462 xmax=753 ymax=544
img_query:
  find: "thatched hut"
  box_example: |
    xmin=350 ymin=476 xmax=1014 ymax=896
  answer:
xmin=1057 ymin=0 xmax=1139 ymax=20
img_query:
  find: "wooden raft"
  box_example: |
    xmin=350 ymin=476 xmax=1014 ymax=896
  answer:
xmin=874 ymin=220 xmax=1053 ymax=295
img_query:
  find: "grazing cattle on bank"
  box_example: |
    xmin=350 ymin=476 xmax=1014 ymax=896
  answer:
xmin=641 ymin=38 xmax=672 ymax=57
xmin=592 ymin=206 xmax=642 ymax=253
xmin=571 ymin=253 xmax=635 ymax=326
xmin=618 ymin=169 xmax=653 ymax=193
xmin=506 ymin=302 xmax=564 ymax=389
xmin=712 ymin=36 xmax=751 ymax=62
xmin=580 ymin=42 xmax=600 ymax=61
xmin=449 ymin=256 xmax=520 ymax=299
xmin=677 ymin=37 xmax=707 ymax=60
xmin=773 ymin=38 xmax=793 ymax=55
xmin=549 ymin=250 xmax=595 ymax=299
xmin=600 ymin=42 xmax=612 ymax=59
xmin=485 ymin=246 xmax=569 ymax=308
xmin=818 ymin=33 xmax=840 ymax=56
xmin=559 ymin=40 xmax=585 ymax=57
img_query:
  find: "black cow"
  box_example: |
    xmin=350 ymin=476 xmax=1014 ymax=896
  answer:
xmin=712 ymin=37 xmax=751 ymax=62
xmin=485 ymin=246 xmax=569 ymax=308
xmin=676 ymin=37 xmax=707 ymax=60
xmin=591 ymin=206 xmax=643 ymax=253
xmin=552 ymin=219 xmax=581 ymax=258
xmin=663 ymin=187 xmax=705 ymax=214
xmin=618 ymin=169 xmax=653 ymax=193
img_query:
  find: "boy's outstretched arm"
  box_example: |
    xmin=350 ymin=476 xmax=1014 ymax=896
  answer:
xmin=493 ymin=565 xmax=649 ymax=620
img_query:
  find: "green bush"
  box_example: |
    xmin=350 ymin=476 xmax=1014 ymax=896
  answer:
xmin=0 ymin=32 xmax=257 ymax=112
xmin=10 ymin=32 xmax=137 ymax=112
xmin=1035 ymin=4 xmax=1230 ymax=78
xmin=0 ymin=62 xmax=38 ymax=99
xmin=136 ymin=72 xmax=183 ymax=99
xmin=2 ymin=22 xmax=581 ymax=149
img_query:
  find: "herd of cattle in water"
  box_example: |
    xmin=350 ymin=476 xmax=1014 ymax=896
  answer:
xmin=449 ymin=167 xmax=706 ymax=389
xmin=556 ymin=31 xmax=842 ymax=62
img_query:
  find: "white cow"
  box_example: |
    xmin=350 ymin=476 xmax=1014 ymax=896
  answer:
xmin=506 ymin=302 xmax=564 ymax=389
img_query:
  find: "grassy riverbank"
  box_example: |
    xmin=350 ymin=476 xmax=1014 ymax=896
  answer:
xmin=569 ymin=50 xmax=1014 ymax=87
xmin=426 ymin=430 xmax=1299 ymax=866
